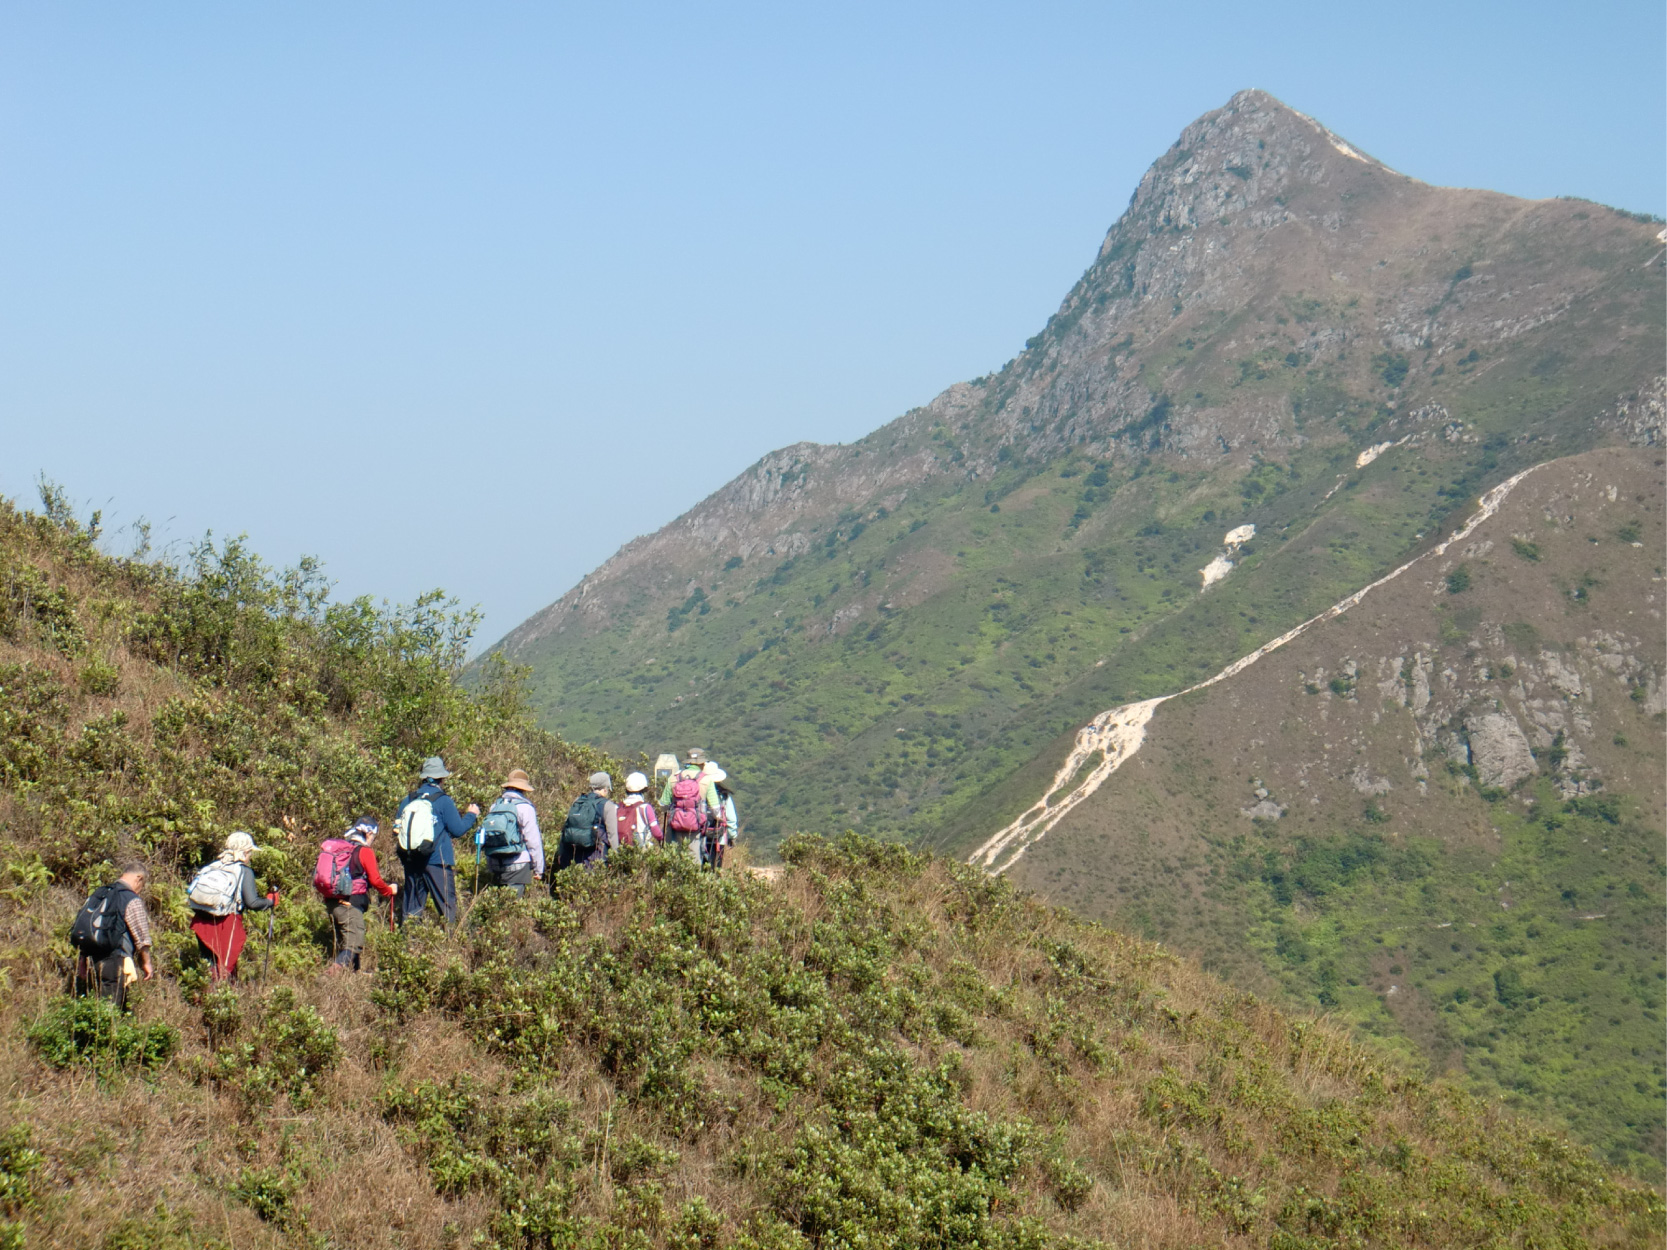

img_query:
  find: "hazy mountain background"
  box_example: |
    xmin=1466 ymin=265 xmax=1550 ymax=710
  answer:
xmin=490 ymin=90 xmax=1666 ymax=1172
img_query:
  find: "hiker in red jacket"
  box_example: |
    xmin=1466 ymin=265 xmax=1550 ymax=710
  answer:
xmin=316 ymin=817 xmax=396 ymax=972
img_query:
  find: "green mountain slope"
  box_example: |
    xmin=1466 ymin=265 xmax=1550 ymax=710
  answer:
xmin=493 ymin=90 xmax=1665 ymax=858
xmin=992 ymin=444 xmax=1666 ymax=1176
xmin=3 ymin=491 xmax=1660 ymax=1247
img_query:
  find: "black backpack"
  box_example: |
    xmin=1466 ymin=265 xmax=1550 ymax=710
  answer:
xmin=70 ymin=884 xmax=134 ymax=957
xmin=561 ymin=794 xmax=605 ymax=848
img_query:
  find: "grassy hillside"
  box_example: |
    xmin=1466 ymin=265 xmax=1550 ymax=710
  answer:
xmin=0 ymin=494 xmax=1662 ymax=1246
xmin=998 ymin=446 xmax=1666 ymax=1177
xmin=0 ymin=485 xmax=620 ymax=898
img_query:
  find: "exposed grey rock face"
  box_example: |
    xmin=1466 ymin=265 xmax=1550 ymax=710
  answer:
xmin=1349 ymin=765 xmax=1391 ymax=796
xmin=1463 ymin=711 xmax=1537 ymax=789
xmin=1603 ymin=376 xmax=1665 ymax=447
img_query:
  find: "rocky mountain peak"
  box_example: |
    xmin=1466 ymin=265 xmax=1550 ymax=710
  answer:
xmin=496 ymin=90 xmax=1662 ymax=659
xmin=1110 ymin=87 xmax=1391 ymax=250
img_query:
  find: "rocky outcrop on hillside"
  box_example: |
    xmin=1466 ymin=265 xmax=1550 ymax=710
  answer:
xmin=1604 ymin=375 xmax=1666 ymax=446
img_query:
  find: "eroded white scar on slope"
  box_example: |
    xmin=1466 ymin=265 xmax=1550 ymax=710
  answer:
xmin=968 ymin=465 xmax=1542 ymax=875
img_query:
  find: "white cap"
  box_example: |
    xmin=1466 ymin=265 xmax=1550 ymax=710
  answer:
xmin=625 ymin=771 xmax=649 ymax=793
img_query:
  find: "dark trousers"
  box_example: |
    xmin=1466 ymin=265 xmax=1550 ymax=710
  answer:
xmin=401 ymin=860 xmax=457 ymax=926
xmin=484 ymin=860 xmax=534 ymax=895
xmin=555 ymin=840 xmax=602 ymax=872
xmin=76 ymin=951 xmax=128 ymax=1009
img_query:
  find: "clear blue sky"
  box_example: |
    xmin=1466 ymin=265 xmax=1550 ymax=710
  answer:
xmin=3 ymin=2 xmax=1661 ymax=648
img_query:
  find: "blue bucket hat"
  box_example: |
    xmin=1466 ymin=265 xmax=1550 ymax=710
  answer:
xmin=419 ymin=756 xmax=451 ymax=780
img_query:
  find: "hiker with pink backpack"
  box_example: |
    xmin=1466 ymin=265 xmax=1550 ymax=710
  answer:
xmin=658 ymin=748 xmax=724 ymax=865
xmin=314 ymin=817 xmax=397 ymax=971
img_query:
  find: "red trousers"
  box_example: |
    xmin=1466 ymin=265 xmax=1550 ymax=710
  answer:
xmin=192 ymin=912 xmax=247 ymax=981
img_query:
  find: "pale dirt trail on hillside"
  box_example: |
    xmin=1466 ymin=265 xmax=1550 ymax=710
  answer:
xmin=969 ymin=465 xmax=1543 ymax=875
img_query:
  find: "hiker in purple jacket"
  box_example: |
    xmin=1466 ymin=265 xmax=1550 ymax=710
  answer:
xmin=483 ymin=769 xmax=545 ymax=895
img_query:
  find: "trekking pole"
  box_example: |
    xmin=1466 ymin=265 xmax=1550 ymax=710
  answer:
xmin=263 ymin=909 xmax=274 ymax=981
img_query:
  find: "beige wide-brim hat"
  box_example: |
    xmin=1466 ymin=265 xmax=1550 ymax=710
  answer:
xmin=502 ymin=768 xmax=535 ymax=792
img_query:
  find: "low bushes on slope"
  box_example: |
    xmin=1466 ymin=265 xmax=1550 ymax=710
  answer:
xmin=3 ymin=836 xmax=1661 ymax=1248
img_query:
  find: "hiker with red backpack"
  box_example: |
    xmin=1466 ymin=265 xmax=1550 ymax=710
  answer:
xmin=186 ymin=831 xmax=277 ymax=982
xmin=314 ymin=817 xmax=397 ymax=971
xmin=658 ymin=749 xmax=723 ymax=864
xmin=394 ymin=756 xmax=480 ymax=926
xmin=617 ymin=772 xmax=662 ymax=849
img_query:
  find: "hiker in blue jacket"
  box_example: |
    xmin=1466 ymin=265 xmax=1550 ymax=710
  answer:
xmin=395 ymin=755 xmax=479 ymax=926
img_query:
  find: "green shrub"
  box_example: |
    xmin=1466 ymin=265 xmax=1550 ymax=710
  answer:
xmin=78 ymin=657 xmax=121 ymax=696
xmin=27 ymin=996 xmax=178 ymax=1072
xmin=100 ymin=1203 xmax=228 ymax=1250
xmin=193 ymin=987 xmax=339 ymax=1111
xmin=0 ymin=1127 xmax=41 ymax=1218
xmin=1374 ymin=352 xmax=1410 ymax=388
xmin=230 ymin=1164 xmax=302 ymax=1229
xmin=1494 ymin=966 xmax=1530 ymax=1009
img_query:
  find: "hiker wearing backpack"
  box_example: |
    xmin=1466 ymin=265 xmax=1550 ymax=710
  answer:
xmin=315 ymin=817 xmax=397 ymax=970
xmin=478 ymin=769 xmax=545 ymax=895
xmin=709 ymin=768 xmax=739 ymax=871
xmin=556 ymin=772 xmax=617 ymax=871
xmin=395 ymin=756 xmax=480 ymax=926
xmin=659 ymin=749 xmax=722 ymax=864
xmin=71 ymin=862 xmax=154 ymax=1008
xmin=187 ymin=831 xmax=278 ymax=981
xmin=617 ymin=772 xmax=662 ymax=849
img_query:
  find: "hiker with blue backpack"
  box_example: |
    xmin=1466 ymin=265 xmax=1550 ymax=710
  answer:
xmin=555 ymin=772 xmax=617 ymax=871
xmin=476 ymin=769 xmax=545 ymax=895
xmin=314 ymin=817 xmax=397 ymax=971
xmin=186 ymin=831 xmax=278 ymax=982
xmin=395 ymin=756 xmax=480 ymax=926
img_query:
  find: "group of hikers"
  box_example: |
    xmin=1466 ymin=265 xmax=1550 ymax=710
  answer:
xmin=69 ymin=748 xmax=739 ymax=1001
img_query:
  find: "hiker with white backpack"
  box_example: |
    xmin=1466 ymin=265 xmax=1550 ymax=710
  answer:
xmin=186 ymin=831 xmax=277 ymax=982
xmin=476 ymin=769 xmax=545 ymax=895
xmin=314 ymin=817 xmax=397 ymax=971
xmin=395 ymin=756 xmax=480 ymax=926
